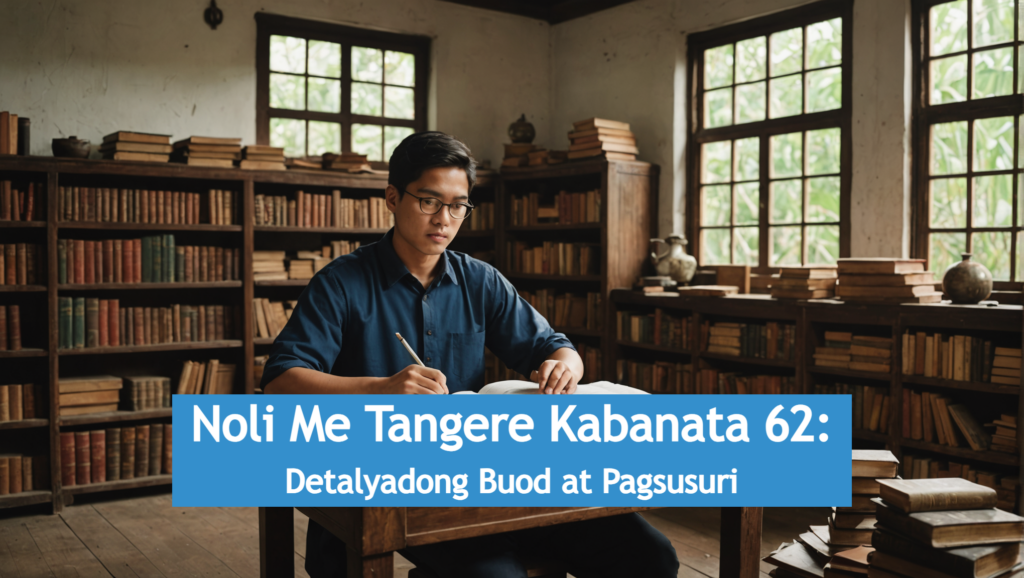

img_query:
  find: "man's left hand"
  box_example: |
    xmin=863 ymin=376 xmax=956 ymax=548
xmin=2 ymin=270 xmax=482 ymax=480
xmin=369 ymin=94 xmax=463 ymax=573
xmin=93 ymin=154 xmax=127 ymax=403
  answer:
xmin=530 ymin=360 xmax=578 ymax=395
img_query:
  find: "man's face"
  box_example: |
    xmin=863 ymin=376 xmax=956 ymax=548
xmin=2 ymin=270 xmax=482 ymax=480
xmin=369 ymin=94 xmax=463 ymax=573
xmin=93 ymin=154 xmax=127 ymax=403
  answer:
xmin=387 ymin=166 xmax=470 ymax=256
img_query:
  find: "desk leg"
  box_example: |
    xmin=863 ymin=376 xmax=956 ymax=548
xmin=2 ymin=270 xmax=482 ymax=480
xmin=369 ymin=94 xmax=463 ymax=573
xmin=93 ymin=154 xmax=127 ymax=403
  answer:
xmin=346 ymin=549 xmax=394 ymax=578
xmin=719 ymin=507 xmax=762 ymax=578
xmin=260 ymin=507 xmax=295 ymax=578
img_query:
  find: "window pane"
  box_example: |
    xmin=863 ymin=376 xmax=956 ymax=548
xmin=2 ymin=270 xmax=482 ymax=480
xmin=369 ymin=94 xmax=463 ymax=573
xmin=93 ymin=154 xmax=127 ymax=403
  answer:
xmin=973 ymin=174 xmax=1013 ymax=227
xmin=735 ymin=183 xmax=759 ymax=225
xmin=270 ymin=35 xmax=305 ymax=74
xmin=702 ymin=141 xmax=732 ymax=183
xmin=930 ymin=232 xmax=967 ymax=275
xmin=308 ymin=40 xmax=341 ymax=77
xmin=771 ymin=226 xmax=802 ymax=266
xmin=771 ymin=132 xmax=803 ymax=178
xmin=1018 ymin=232 xmax=1024 ymax=281
xmin=930 ymin=1 xmax=968 ymax=56
xmin=384 ymin=86 xmax=415 ymax=120
xmin=806 ymin=128 xmax=841 ymax=175
xmin=807 ymin=225 xmax=839 ymax=265
xmin=930 ymin=178 xmax=968 ymax=228
xmin=308 ymin=121 xmax=341 ymax=156
xmin=702 ymin=228 xmax=731 ymax=264
xmin=807 ymin=177 xmax=840 ymax=223
xmin=270 ymin=73 xmax=305 ymax=110
xmin=704 ymin=44 xmax=734 ymax=89
xmin=930 ymin=55 xmax=968 ymax=104
xmin=704 ymin=88 xmax=733 ymax=128
xmin=974 ymin=116 xmax=1014 ymax=171
xmin=973 ymin=0 xmax=1014 ymax=48
xmin=770 ymin=28 xmax=802 ymax=77
xmin=384 ymin=51 xmax=416 ymax=87
xmin=352 ymin=47 xmax=384 ymax=82
xmin=973 ymin=47 xmax=1014 ymax=99
xmin=1020 ymin=173 xmax=1024 ymax=225
xmin=734 ymin=227 xmax=759 ymax=265
xmin=806 ymin=18 xmax=842 ymax=68
xmin=352 ymin=82 xmax=383 ymax=116
xmin=308 ymin=77 xmax=341 ymax=113
xmin=973 ymin=231 xmax=1011 ymax=280
xmin=702 ymin=185 xmax=731 ymax=226
xmin=735 ymin=82 xmax=766 ymax=124
xmin=806 ymin=67 xmax=841 ymax=113
xmin=384 ymin=126 xmax=415 ymax=162
xmin=270 ymin=118 xmax=306 ymax=157
xmin=771 ymin=179 xmax=802 ymax=224
xmin=931 ymin=121 xmax=968 ymax=175
xmin=734 ymin=137 xmax=759 ymax=181
xmin=769 ymin=75 xmax=802 ymax=118
xmin=352 ymin=123 xmax=384 ymax=162
xmin=736 ymin=37 xmax=766 ymax=82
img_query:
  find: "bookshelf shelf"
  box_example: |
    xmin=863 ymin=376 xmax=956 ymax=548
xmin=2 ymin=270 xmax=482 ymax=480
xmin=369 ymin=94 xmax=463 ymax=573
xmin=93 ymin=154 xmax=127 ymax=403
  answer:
xmin=63 ymin=474 xmax=172 ymax=496
xmin=59 ymin=281 xmax=242 ymax=291
xmin=0 ymin=221 xmax=45 ymax=229
xmin=616 ymin=341 xmax=692 ymax=356
xmin=699 ymin=352 xmax=796 ymax=369
xmin=254 ymin=279 xmax=309 ymax=287
xmin=0 ymin=285 xmax=47 ymax=292
xmin=58 ymin=222 xmax=242 ymax=232
xmin=59 ymin=408 xmax=172 ymax=427
xmin=58 ymin=340 xmax=242 ymax=356
xmin=0 ymin=349 xmax=47 ymax=359
xmin=0 ymin=491 xmax=53 ymax=509
xmin=506 ymin=223 xmax=601 ymax=232
xmin=505 ymin=273 xmax=602 ymax=283
xmin=253 ymin=225 xmax=389 ymax=234
xmin=899 ymin=438 xmax=1020 ymax=467
xmin=853 ymin=429 xmax=888 ymax=443
xmin=900 ymin=374 xmax=1018 ymax=396
xmin=0 ymin=418 xmax=49 ymax=431
xmin=807 ymin=366 xmax=893 ymax=381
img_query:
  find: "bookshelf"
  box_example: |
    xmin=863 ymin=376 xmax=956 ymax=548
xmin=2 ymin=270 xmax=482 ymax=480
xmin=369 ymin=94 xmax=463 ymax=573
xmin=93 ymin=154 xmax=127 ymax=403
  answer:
xmin=610 ymin=290 xmax=1024 ymax=513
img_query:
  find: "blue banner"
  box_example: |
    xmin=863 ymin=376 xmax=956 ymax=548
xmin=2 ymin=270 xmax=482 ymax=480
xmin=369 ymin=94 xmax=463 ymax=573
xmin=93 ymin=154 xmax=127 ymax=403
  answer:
xmin=172 ymin=395 xmax=852 ymax=507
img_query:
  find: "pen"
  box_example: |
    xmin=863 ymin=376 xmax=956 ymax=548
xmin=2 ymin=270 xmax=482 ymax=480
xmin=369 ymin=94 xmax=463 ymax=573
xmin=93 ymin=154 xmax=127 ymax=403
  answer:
xmin=395 ymin=332 xmax=426 ymax=367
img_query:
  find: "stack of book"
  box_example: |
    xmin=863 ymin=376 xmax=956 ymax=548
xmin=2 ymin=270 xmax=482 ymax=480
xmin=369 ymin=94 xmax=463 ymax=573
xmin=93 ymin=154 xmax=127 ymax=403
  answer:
xmin=867 ymin=478 xmax=1024 ymax=578
xmin=831 ymin=450 xmax=898 ymax=547
xmin=0 ymin=384 xmax=35 ymax=421
xmin=253 ymin=251 xmax=287 ymax=281
xmin=835 ymin=259 xmax=941 ymax=304
xmin=0 ymin=112 xmax=19 ymax=154
xmin=323 ymin=152 xmax=372 ymax=172
xmin=239 ymin=145 xmax=285 ymax=170
xmin=100 ymin=131 xmax=172 ymax=162
xmin=172 ymin=136 xmax=242 ymax=168
xmin=285 ymin=157 xmax=321 ymax=170
xmin=288 ymin=251 xmax=331 ymax=279
xmin=60 ymin=425 xmax=171 ymax=486
xmin=253 ymin=298 xmax=295 ymax=339
xmin=0 ymin=454 xmax=44 ymax=494
xmin=814 ymin=332 xmax=892 ymax=373
xmin=568 ymin=118 xmax=638 ymax=161
xmin=1 ymin=181 xmax=41 ymax=221
xmin=176 ymin=360 xmax=236 ymax=395
xmin=992 ymin=348 xmax=1022 ymax=385
xmin=123 ymin=376 xmax=171 ymax=411
xmin=58 ymin=375 xmax=122 ymax=416
xmin=770 ymin=267 xmax=838 ymax=299
xmin=0 ymin=305 xmax=22 ymax=351
xmin=900 ymin=451 xmax=1019 ymax=510
xmin=501 ymin=143 xmax=536 ymax=168
xmin=987 ymin=414 xmax=1018 ymax=455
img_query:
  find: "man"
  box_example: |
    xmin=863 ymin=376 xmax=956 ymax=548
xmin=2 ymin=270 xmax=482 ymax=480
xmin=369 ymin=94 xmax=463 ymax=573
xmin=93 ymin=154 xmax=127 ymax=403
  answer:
xmin=261 ymin=132 xmax=678 ymax=577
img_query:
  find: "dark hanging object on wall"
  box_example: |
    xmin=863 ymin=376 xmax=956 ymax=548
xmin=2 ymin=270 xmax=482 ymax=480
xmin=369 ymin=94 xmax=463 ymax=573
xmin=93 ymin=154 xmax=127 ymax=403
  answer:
xmin=942 ymin=252 xmax=993 ymax=304
xmin=204 ymin=0 xmax=224 ymax=30
xmin=16 ymin=117 xmax=29 ymax=156
xmin=508 ymin=114 xmax=535 ymax=144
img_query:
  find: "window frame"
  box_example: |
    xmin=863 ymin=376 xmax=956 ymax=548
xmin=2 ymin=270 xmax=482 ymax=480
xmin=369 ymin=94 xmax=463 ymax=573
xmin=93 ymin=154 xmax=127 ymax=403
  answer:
xmin=685 ymin=0 xmax=854 ymax=272
xmin=911 ymin=0 xmax=1024 ymax=287
xmin=255 ymin=13 xmax=430 ymax=157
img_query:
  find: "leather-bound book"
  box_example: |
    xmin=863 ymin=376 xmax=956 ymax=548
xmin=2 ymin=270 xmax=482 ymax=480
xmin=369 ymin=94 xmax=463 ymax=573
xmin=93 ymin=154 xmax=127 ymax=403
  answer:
xmin=163 ymin=423 xmax=172 ymax=474
xmin=149 ymin=424 xmax=163 ymax=476
xmin=90 ymin=430 xmax=105 ymax=484
xmin=7 ymin=304 xmax=20 ymax=350
xmin=120 ymin=427 xmax=135 ymax=480
xmin=8 ymin=383 xmax=21 ymax=421
xmin=60 ymin=432 xmax=76 ymax=486
xmin=21 ymin=383 xmax=33 ymax=419
xmin=135 ymin=424 xmax=149 ymax=477
xmin=105 ymin=427 xmax=120 ymax=481
xmin=21 ymin=456 xmax=32 ymax=491
xmin=75 ymin=431 xmax=91 ymax=485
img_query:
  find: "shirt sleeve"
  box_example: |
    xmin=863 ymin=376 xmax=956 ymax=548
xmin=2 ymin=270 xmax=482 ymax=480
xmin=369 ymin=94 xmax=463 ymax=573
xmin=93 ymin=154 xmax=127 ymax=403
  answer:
xmin=259 ymin=270 xmax=347 ymax=389
xmin=483 ymin=267 xmax=575 ymax=377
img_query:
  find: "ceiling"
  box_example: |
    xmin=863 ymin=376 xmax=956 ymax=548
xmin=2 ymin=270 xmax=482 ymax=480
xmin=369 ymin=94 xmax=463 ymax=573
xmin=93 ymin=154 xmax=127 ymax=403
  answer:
xmin=438 ymin=0 xmax=636 ymax=24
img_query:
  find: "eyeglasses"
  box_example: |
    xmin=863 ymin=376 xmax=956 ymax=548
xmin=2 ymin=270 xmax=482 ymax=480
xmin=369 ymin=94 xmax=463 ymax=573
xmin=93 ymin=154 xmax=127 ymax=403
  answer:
xmin=404 ymin=190 xmax=474 ymax=220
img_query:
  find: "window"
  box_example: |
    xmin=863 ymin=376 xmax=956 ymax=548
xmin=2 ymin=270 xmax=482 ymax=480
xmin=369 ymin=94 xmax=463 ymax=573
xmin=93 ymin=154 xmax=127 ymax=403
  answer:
xmin=913 ymin=0 xmax=1024 ymax=284
xmin=256 ymin=14 xmax=429 ymax=161
xmin=687 ymin=1 xmax=852 ymax=270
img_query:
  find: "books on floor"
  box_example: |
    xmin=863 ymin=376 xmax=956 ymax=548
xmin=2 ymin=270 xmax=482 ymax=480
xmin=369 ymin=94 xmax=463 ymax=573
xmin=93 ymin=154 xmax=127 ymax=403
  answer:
xmin=238 ymin=145 xmax=285 ymax=170
xmin=57 ymin=375 xmax=122 ymax=416
xmin=835 ymin=259 xmax=941 ymax=304
xmin=172 ymin=136 xmax=242 ymax=168
xmin=771 ymin=267 xmax=838 ymax=299
xmin=567 ymin=118 xmax=639 ymax=161
xmin=100 ymin=131 xmax=172 ymax=162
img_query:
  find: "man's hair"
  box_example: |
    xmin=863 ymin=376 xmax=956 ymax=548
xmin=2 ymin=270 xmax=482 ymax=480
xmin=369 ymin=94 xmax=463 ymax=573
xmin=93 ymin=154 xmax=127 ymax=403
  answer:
xmin=388 ymin=131 xmax=476 ymax=197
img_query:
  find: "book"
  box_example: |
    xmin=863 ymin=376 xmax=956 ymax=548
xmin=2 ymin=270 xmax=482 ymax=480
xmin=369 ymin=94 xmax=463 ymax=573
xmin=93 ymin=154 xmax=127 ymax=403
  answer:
xmin=872 ymin=526 xmax=1021 ymax=577
xmin=102 ymin=131 xmax=172 ymax=145
xmin=873 ymin=498 xmax=1024 ymax=548
xmin=837 ymin=258 xmax=927 ymax=274
xmin=878 ymin=478 xmax=997 ymax=513
xmin=764 ymin=541 xmax=827 ymax=578
xmin=852 ymin=450 xmax=898 ymax=478
xmin=828 ymin=516 xmax=874 ymax=545
xmin=573 ymin=118 xmax=631 ymax=131
xmin=835 ymin=272 xmax=935 ymax=286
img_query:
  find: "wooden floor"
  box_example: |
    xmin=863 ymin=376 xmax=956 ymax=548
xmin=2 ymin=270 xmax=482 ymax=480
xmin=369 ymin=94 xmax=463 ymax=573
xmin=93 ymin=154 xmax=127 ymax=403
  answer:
xmin=0 ymin=493 xmax=828 ymax=578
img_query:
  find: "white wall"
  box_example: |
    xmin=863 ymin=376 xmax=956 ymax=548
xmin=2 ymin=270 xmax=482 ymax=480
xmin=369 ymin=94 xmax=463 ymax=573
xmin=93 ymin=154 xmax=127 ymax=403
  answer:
xmin=0 ymin=0 xmax=551 ymax=167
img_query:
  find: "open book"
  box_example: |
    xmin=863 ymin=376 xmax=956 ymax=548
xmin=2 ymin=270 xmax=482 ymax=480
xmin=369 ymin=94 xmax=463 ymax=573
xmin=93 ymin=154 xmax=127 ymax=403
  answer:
xmin=455 ymin=380 xmax=648 ymax=395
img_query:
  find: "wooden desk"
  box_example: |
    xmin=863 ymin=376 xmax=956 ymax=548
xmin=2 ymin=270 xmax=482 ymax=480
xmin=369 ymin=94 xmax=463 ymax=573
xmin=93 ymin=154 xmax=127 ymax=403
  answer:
xmin=259 ymin=506 xmax=763 ymax=577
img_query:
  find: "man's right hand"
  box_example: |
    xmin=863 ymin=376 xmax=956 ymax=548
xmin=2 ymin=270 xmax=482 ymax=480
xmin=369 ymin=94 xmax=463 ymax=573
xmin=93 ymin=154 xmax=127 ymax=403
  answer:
xmin=378 ymin=365 xmax=449 ymax=394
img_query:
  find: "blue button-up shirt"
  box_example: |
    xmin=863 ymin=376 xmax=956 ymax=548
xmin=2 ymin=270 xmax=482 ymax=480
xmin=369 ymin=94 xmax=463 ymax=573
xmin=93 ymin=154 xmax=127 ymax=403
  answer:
xmin=259 ymin=228 xmax=575 ymax=393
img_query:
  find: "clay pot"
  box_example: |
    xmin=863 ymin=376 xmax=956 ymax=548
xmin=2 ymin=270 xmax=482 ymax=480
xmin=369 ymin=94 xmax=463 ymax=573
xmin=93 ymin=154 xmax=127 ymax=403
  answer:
xmin=942 ymin=253 xmax=992 ymax=304
xmin=52 ymin=136 xmax=91 ymax=158
xmin=508 ymin=114 xmax=535 ymax=144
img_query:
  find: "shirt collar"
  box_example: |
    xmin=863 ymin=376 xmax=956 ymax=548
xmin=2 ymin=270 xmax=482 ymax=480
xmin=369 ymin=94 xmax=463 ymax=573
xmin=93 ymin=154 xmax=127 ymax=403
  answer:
xmin=377 ymin=228 xmax=459 ymax=289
